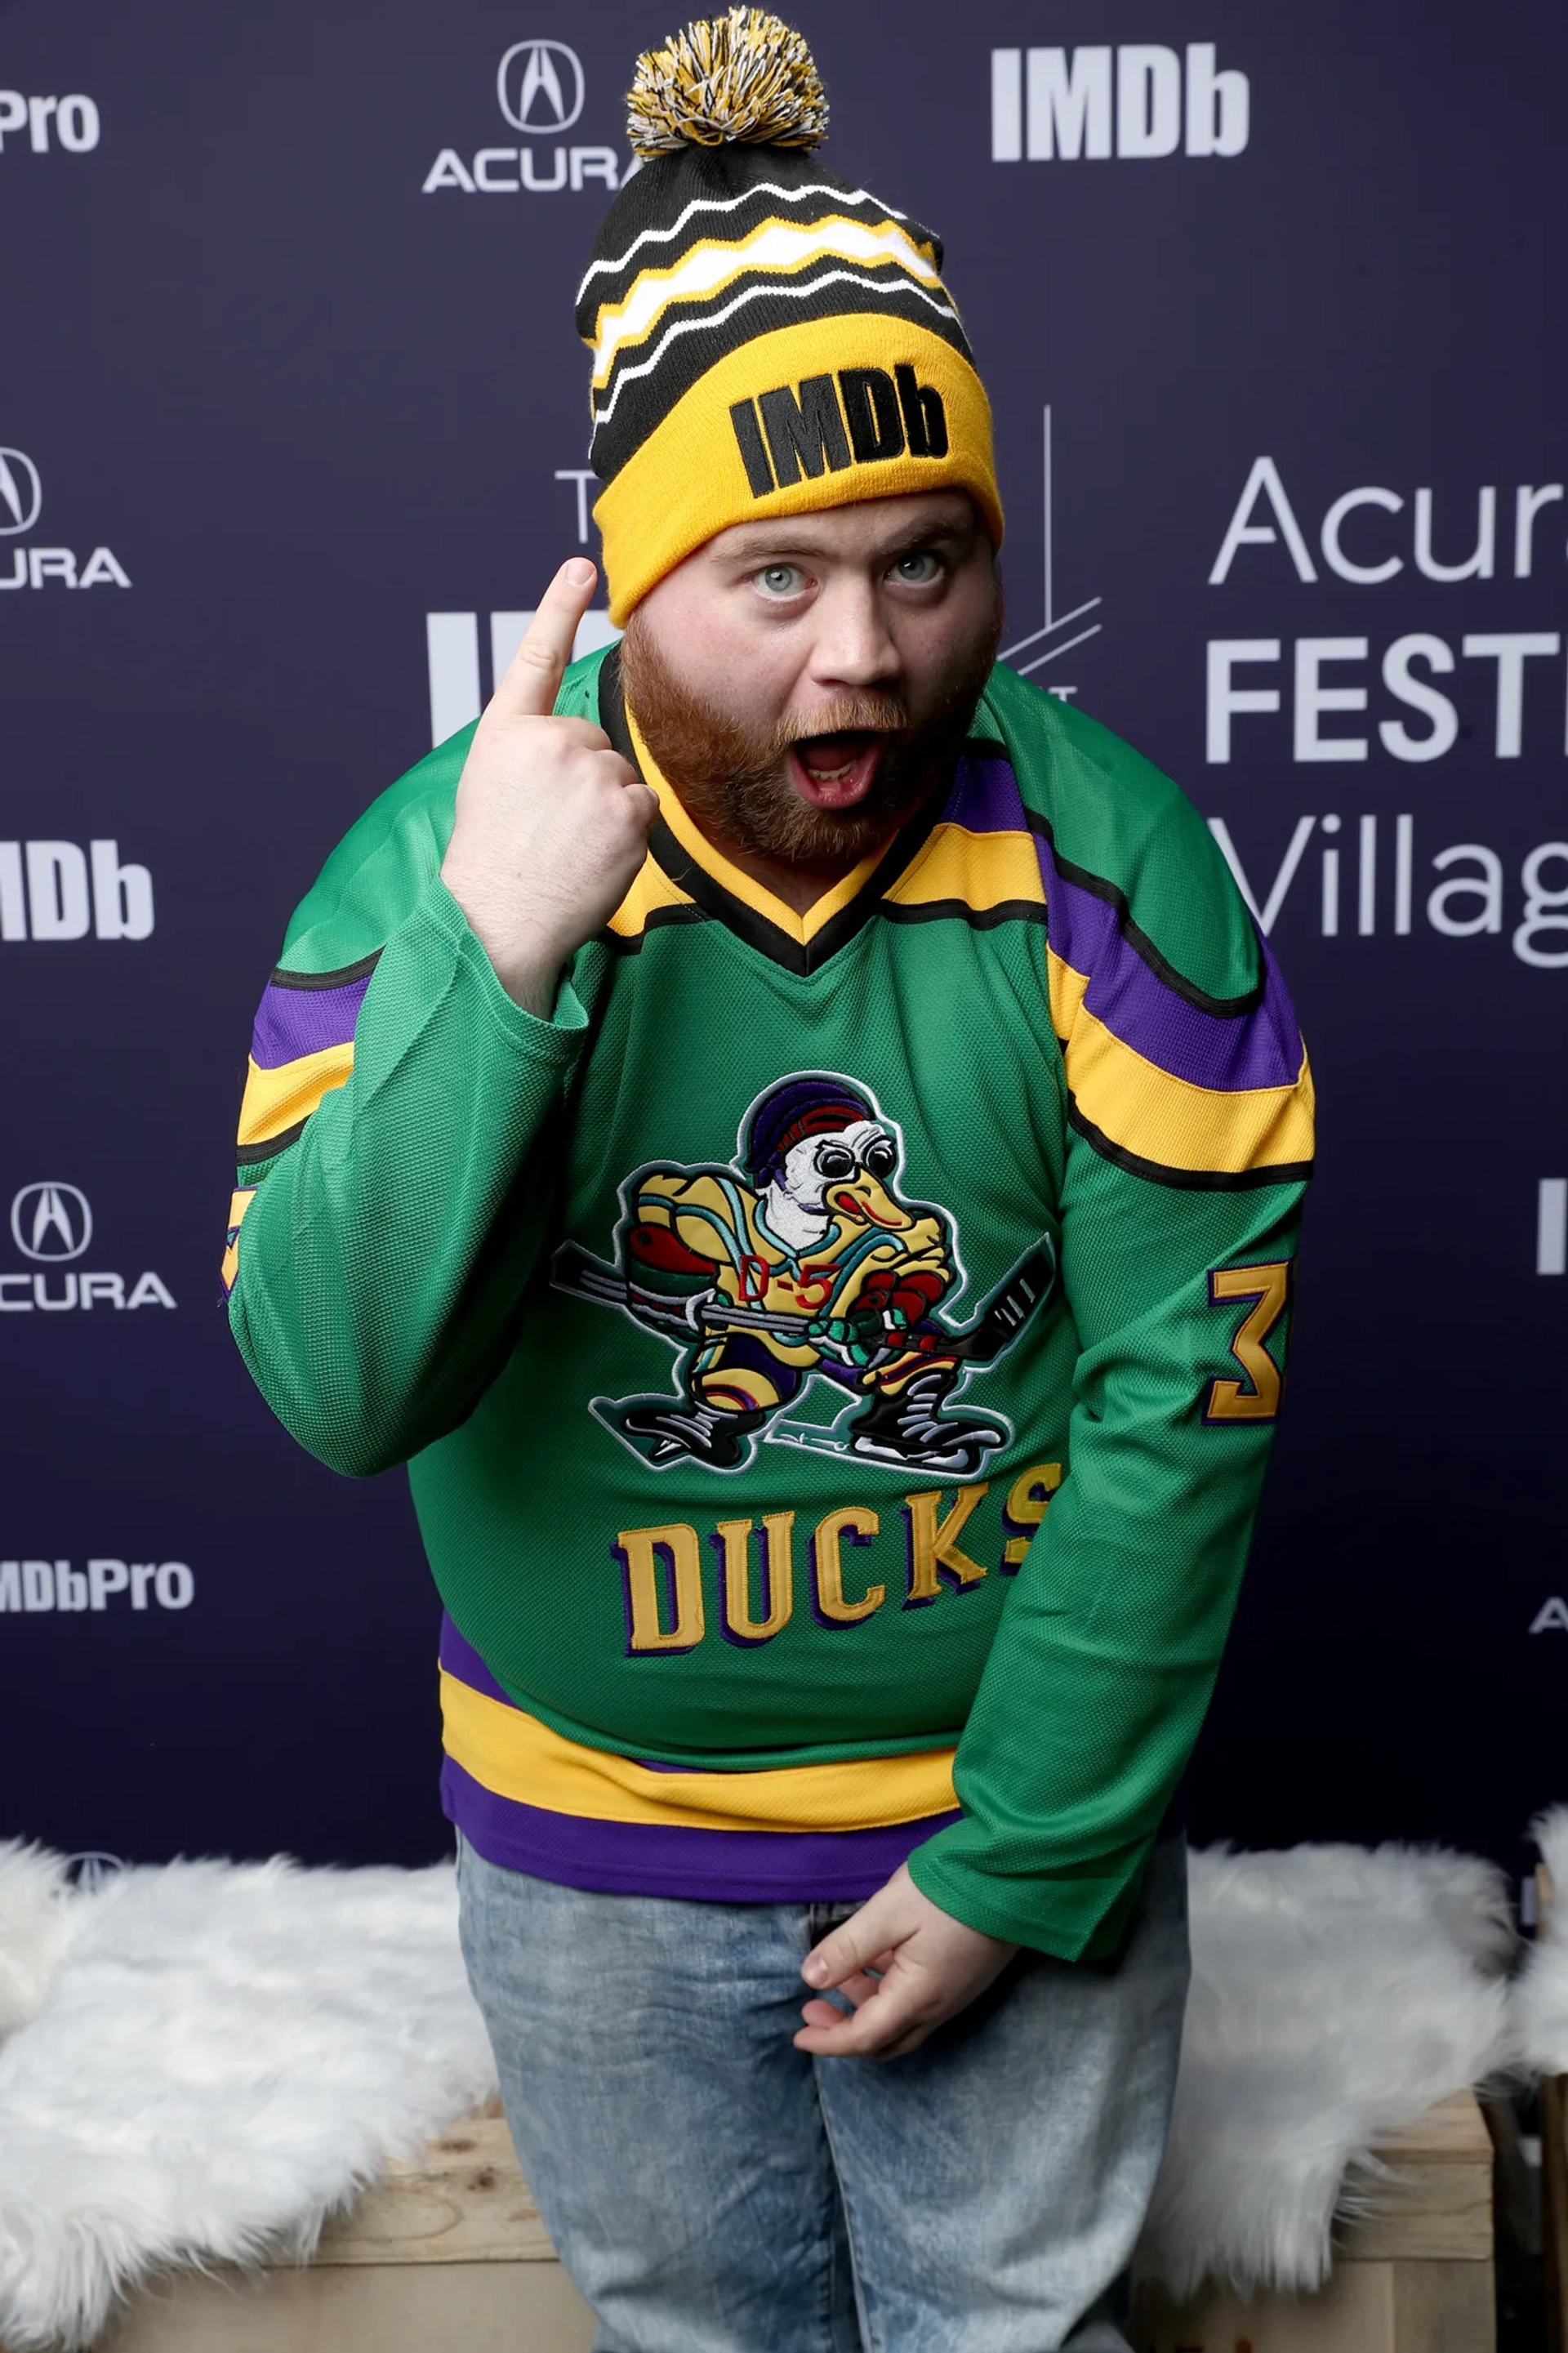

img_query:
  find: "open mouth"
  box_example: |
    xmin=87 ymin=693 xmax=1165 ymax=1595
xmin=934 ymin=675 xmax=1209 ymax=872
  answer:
xmin=786 ymin=732 xmax=886 ymax=812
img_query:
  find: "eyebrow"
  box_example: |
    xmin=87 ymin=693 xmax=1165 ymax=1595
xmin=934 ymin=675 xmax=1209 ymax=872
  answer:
xmin=712 ymin=515 xmax=973 ymax=568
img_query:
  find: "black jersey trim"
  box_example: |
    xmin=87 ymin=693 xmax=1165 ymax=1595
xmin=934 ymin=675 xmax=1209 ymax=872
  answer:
xmin=1067 ymin=1099 xmax=1313 ymax=1192
xmin=598 ymin=640 xmax=634 ymax=758
xmin=267 ymin=950 xmax=383 ymax=991
xmin=879 ymin=897 xmax=1048 ymax=933
xmin=235 ymin=1121 xmax=307 ymax=1169
xmin=1022 ymin=812 xmax=1267 ymax=1019
xmin=599 ymin=902 xmax=712 ymax=954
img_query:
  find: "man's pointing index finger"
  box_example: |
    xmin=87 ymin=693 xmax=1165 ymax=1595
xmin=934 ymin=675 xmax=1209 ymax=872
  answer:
xmin=494 ymin=557 xmax=599 ymax=720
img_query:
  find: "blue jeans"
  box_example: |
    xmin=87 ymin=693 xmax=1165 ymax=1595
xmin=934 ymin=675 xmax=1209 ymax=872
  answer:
xmin=457 ymin=1834 xmax=1189 ymax=2353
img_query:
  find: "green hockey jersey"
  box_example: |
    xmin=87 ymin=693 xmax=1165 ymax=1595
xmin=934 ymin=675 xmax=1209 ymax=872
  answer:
xmin=226 ymin=649 xmax=1312 ymax=1959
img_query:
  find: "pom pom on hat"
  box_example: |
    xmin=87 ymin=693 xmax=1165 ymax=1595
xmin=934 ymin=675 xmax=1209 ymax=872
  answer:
xmin=626 ymin=7 xmax=829 ymax=157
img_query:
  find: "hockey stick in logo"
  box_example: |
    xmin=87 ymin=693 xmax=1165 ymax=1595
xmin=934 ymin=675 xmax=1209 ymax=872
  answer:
xmin=550 ymin=1240 xmax=696 ymax=1333
xmin=550 ymin=1237 xmax=1057 ymax=1364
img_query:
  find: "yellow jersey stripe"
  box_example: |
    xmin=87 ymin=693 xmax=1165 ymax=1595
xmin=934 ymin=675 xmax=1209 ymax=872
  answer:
xmin=884 ymin=822 xmax=1046 ymax=912
xmin=236 ymin=1042 xmax=354 ymax=1148
xmin=440 ymin=1669 xmax=958 ymax=1832
xmin=607 ymin=854 xmax=698 ymax=938
xmin=1050 ymin=951 xmax=1315 ymax=1174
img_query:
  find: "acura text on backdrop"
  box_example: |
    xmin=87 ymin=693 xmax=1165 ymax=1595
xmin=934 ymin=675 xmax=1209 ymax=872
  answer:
xmin=0 ymin=445 xmax=130 ymax=592
xmin=2 ymin=1183 xmax=175 ymax=1314
xmin=1202 ymin=457 xmax=1568 ymax=966
xmin=423 ymin=39 xmax=627 ymax=194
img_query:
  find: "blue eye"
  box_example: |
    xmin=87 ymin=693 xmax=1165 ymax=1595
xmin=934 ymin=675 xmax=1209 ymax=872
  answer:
xmin=757 ymin=564 xmax=805 ymax=597
xmin=892 ymin=551 xmax=940 ymax=584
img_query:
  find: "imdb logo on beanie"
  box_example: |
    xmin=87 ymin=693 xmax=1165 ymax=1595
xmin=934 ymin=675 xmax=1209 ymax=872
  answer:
xmin=577 ymin=8 xmax=1004 ymax=621
xmin=730 ymin=362 xmax=949 ymax=496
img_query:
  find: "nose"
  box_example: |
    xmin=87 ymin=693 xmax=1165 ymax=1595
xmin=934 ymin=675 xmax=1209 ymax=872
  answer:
xmin=805 ymin=574 xmax=901 ymax=694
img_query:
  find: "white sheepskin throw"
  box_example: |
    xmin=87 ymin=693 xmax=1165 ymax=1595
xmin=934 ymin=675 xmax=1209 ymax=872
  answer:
xmin=1136 ymin=1842 xmax=1517 ymax=2298
xmin=0 ymin=1852 xmax=497 ymax=2352
xmin=0 ymin=1844 xmax=70 ymax=2040
xmin=1514 ymin=1806 xmax=1568 ymax=2075
xmin=0 ymin=1836 xmax=1531 ymax=2346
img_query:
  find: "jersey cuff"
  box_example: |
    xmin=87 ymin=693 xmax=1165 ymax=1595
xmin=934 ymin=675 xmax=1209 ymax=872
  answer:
xmin=419 ymin=875 xmax=590 ymax=1054
xmin=906 ymin=1825 xmax=1150 ymax=1962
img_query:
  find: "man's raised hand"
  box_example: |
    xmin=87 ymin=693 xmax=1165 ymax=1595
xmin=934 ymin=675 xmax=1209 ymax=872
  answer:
xmin=440 ymin=558 xmax=655 ymax=1016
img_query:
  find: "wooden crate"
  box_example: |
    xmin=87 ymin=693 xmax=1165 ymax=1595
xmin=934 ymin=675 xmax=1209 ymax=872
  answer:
xmin=89 ymin=2115 xmax=595 ymax=2353
xmin=75 ymin=2094 xmax=1492 ymax=2353
xmin=1131 ymin=2092 xmax=1495 ymax=2353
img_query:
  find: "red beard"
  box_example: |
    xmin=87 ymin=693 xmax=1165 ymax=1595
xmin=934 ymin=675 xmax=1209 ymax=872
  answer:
xmin=618 ymin=606 xmax=1000 ymax=868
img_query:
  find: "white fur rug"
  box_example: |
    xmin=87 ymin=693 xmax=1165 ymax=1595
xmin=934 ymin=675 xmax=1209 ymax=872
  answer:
xmin=1137 ymin=1842 xmax=1517 ymax=2297
xmin=0 ymin=1836 xmax=1528 ymax=2346
xmin=0 ymin=1843 xmax=70 ymax=2042
xmin=1513 ymin=1806 xmax=1568 ymax=2075
xmin=0 ymin=1847 xmax=496 ymax=2351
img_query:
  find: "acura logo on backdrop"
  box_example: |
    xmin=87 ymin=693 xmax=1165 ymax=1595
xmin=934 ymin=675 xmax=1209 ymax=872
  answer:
xmin=422 ymin=38 xmax=619 ymax=196
xmin=0 ymin=448 xmax=42 ymax=535
xmin=497 ymin=40 xmax=585 ymax=134
xmin=0 ymin=448 xmax=131 ymax=590
xmin=11 ymin=1182 xmax=92 ymax=1262
xmin=2 ymin=1177 xmax=174 ymax=1314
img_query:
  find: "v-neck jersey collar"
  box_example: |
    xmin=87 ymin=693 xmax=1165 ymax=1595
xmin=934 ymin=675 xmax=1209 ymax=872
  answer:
xmin=597 ymin=644 xmax=949 ymax=978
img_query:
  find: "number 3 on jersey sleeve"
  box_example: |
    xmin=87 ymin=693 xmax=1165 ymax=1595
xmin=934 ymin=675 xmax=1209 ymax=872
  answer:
xmin=1203 ymin=1261 xmax=1293 ymax=1424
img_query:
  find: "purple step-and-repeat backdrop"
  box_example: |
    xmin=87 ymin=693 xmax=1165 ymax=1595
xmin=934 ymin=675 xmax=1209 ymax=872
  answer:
xmin=2 ymin=0 xmax=1563 ymax=1889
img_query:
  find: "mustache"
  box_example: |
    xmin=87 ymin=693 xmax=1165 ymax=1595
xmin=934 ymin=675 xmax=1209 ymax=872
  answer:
xmin=766 ymin=694 xmax=911 ymax=759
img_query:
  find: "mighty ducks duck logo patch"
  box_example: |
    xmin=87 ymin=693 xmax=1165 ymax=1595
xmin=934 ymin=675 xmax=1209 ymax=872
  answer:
xmin=551 ymin=1072 xmax=1055 ymax=1477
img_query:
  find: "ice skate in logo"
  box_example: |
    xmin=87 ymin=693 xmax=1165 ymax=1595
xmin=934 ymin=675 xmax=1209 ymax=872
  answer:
xmin=551 ymin=1073 xmax=1055 ymax=1475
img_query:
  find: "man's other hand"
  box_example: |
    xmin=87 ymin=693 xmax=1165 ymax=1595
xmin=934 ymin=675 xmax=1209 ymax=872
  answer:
xmin=441 ymin=559 xmax=656 ymax=1015
xmin=795 ymin=1862 xmax=1018 ymax=2059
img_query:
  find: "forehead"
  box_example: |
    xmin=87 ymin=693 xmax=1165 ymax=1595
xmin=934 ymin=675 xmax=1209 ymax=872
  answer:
xmin=704 ymin=489 xmax=978 ymax=572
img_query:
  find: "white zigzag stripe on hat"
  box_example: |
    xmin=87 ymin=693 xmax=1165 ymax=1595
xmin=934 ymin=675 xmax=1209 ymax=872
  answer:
xmin=591 ymin=216 xmax=942 ymax=381
xmin=577 ymin=180 xmax=908 ymax=301
xmin=592 ymin=266 xmax=963 ymax=430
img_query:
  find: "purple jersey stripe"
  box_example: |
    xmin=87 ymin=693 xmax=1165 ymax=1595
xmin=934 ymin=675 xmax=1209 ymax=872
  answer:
xmin=441 ymin=1756 xmax=960 ymax=1903
xmin=250 ymin=973 xmax=372 ymax=1070
xmin=942 ymin=756 xmax=1303 ymax=1093
xmin=1036 ymin=837 xmax=1303 ymax=1093
xmin=943 ymin=751 xmax=1027 ymax=836
xmin=439 ymin=1611 xmax=518 ymax=1705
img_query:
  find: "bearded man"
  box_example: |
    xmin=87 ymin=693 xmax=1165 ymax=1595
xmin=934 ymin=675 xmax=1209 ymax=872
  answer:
xmin=227 ymin=13 xmax=1313 ymax=2348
